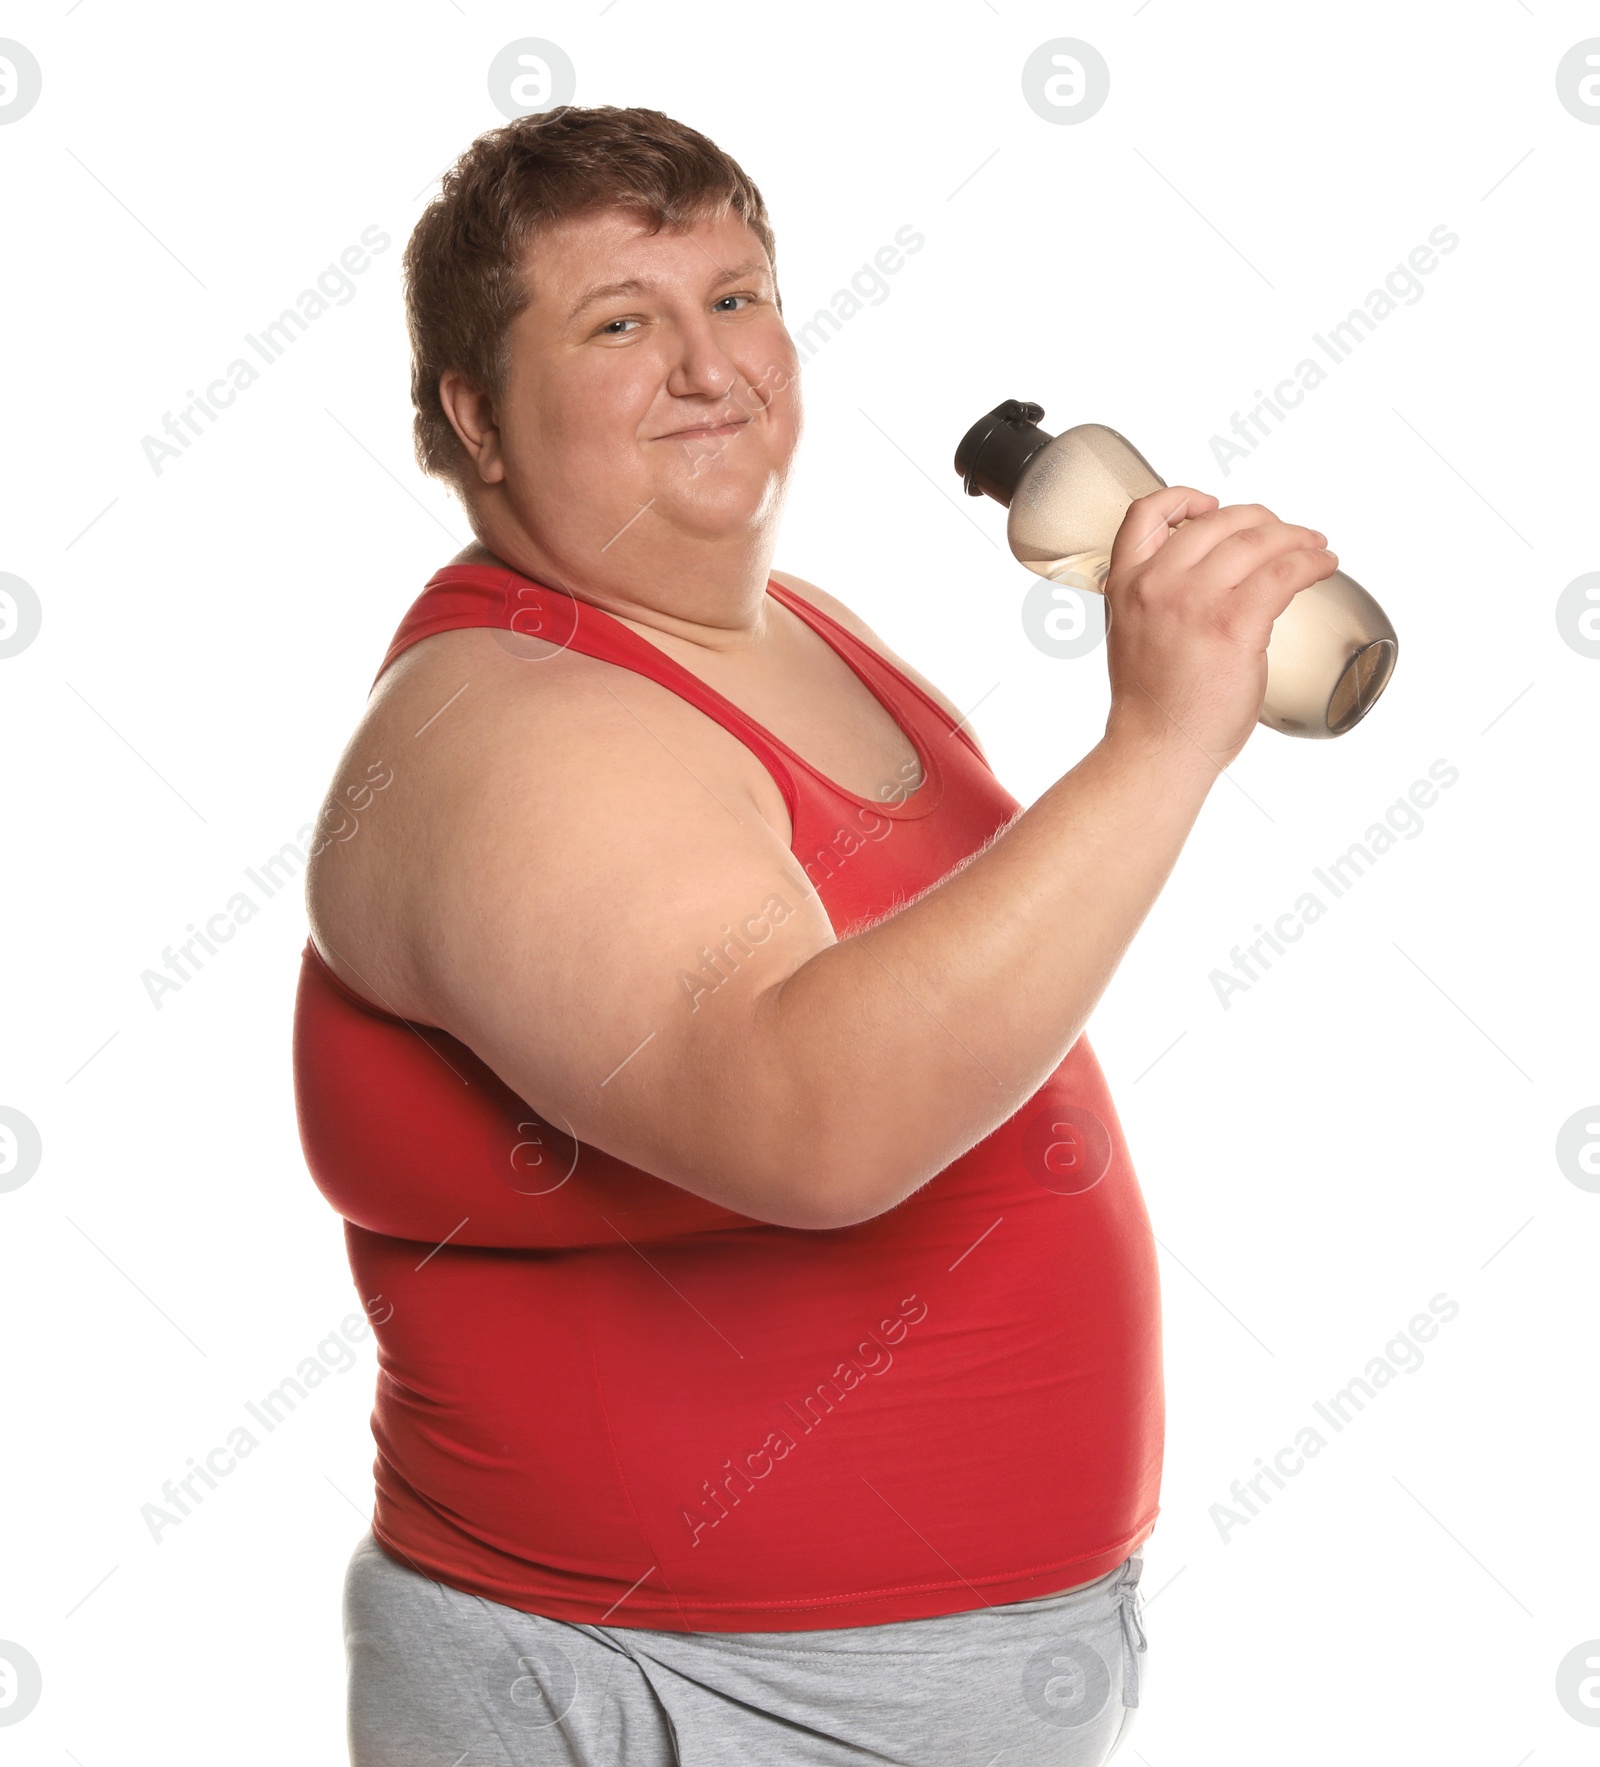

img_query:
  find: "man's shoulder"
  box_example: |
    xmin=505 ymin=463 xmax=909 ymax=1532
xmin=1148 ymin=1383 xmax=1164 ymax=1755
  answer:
xmin=303 ymin=627 xmax=767 ymax=1021
xmin=767 ymin=568 xmax=984 ymax=758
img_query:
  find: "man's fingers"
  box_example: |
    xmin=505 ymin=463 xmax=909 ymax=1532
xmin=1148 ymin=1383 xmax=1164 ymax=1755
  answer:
xmin=1142 ymin=503 xmax=1327 ymax=578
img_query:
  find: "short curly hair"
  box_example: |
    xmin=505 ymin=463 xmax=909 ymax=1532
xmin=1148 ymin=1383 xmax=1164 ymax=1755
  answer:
xmin=402 ymin=104 xmax=781 ymax=502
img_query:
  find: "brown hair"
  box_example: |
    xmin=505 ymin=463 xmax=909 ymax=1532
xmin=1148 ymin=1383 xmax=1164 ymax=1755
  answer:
xmin=402 ymin=104 xmax=781 ymax=500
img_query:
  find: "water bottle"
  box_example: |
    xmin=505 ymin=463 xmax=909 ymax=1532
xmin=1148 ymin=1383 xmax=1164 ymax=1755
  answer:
xmin=954 ymin=399 xmax=1398 ymax=738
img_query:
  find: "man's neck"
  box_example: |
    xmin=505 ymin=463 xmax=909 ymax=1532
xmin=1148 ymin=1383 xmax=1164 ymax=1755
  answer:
xmin=449 ymin=535 xmax=780 ymax=657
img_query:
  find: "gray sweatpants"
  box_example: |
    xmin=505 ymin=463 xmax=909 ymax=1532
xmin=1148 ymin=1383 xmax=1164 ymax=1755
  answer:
xmin=343 ymin=1529 xmax=1149 ymax=1766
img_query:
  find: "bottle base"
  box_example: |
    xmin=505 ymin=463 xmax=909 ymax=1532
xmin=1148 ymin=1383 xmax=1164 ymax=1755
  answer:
xmin=1327 ymin=637 xmax=1398 ymax=735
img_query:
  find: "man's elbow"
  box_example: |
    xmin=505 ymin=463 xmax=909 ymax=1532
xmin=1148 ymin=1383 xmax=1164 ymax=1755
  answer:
xmin=765 ymin=1140 xmax=925 ymax=1232
xmin=711 ymin=1135 xmax=906 ymax=1232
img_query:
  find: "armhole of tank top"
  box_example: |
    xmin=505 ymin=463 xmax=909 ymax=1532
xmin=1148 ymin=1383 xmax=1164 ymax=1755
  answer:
xmin=303 ymin=937 xmax=436 ymax=1029
xmin=767 ymin=582 xmax=992 ymax=774
xmin=369 ymin=615 xmax=466 ymax=695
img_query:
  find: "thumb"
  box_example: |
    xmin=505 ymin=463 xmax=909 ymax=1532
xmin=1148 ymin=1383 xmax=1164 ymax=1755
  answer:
xmin=1109 ymin=487 xmax=1219 ymax=572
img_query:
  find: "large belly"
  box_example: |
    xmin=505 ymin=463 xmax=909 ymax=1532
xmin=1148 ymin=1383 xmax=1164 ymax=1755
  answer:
xmin=347 ymin=1035 xmax=1163 ymax=1620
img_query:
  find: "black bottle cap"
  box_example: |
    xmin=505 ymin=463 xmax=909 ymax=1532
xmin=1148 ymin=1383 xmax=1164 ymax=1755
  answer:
xmin=954 ymin=399 xmax=1055 ymax=505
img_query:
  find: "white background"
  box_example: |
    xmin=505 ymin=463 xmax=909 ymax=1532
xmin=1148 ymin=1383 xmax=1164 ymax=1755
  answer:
xmin=2 ymin=1 xmax=1597 ymax=1761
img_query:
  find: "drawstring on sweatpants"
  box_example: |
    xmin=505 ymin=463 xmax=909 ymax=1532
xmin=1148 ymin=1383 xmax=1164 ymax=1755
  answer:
xmin=1117 ymin=1554 xmax=1147 ymax=1708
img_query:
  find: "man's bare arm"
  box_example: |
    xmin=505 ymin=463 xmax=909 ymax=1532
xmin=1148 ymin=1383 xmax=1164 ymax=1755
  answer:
xmin=409 ymin=490 xmax=1338 ymax=1231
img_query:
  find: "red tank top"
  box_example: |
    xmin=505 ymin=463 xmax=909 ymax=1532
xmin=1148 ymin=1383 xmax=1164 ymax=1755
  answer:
xmin=292 ymin=562 xmax=1163 ymax=1631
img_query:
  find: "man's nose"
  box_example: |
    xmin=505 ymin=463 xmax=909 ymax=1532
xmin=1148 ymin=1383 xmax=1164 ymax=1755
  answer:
xmin=663 ymin=314 xmax=744 ymax=404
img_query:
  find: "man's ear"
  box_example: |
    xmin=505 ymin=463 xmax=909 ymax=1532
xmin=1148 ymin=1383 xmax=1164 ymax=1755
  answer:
xmin=438 ymin=369 xmax=506 ymax=486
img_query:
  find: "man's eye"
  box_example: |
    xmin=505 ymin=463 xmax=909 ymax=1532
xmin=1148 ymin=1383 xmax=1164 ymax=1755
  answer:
xmin=598 ymin=295 xmax=756 ymax=335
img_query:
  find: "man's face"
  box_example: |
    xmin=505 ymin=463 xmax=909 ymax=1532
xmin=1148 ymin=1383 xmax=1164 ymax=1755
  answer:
xmin=484 ymin=204 xmax=801 ymax=557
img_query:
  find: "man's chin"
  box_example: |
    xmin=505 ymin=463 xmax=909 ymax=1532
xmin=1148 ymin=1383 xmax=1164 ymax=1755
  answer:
xmin=655 ymin=468 xmax=782 ymax=531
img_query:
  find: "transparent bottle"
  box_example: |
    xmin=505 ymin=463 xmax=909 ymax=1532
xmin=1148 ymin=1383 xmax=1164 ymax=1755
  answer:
xmin=954 ymin=399 xmax=1398 ymax=738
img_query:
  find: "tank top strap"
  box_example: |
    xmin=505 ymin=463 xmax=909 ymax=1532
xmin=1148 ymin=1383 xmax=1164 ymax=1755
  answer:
xmin=373 ymin=562 xmax=802 ymax=822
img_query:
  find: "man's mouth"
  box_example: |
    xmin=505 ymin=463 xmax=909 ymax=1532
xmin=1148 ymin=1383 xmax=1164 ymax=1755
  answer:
xmin=658 ymin=415 xmax=750 ymax=441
